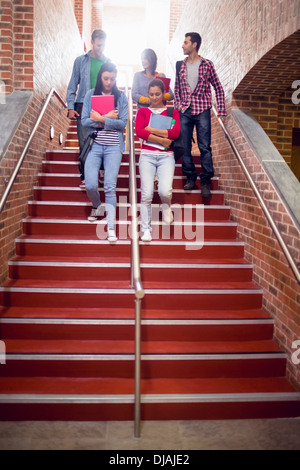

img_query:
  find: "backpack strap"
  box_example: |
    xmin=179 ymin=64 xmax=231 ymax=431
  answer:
xmin=166 ymin=106 xmax=174 ymax=117
xmin=176 ymin=60 xmax=183 ymax=78
xmin=175 ymin=60 xmax=183 ymax=98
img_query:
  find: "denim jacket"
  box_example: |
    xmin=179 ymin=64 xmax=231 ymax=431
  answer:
xmin=81 ymin=89 xmax=128 ymax=153
xmin=66 ymin=51 xmax=110 ymax=110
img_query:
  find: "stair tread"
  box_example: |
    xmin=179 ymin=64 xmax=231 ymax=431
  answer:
xmin=3 ymin=338 xmax=282 ymax=354
xmin=2 ymin=279 xmax=260 ymax=290
xmin=0 ymin=376 xmax=297 ymax=396
xmin=0 ymin=307 xmax=270 ymax=320
xmin=2 ymin=279 xmax=133 ymax=289
xmin=10 ymin=255 xmax=250 ymax=265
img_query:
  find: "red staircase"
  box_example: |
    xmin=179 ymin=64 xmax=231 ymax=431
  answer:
xmin=0 ymin=117 xmax=299 ymax=421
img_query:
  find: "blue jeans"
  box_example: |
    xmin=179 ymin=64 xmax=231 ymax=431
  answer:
xmin=85 ymin=143 xmax=122 ymax=230
xmin=139 ymin=153 xmax=175 ymax=232
xmin=180 ymin=107 xmax=214 ymax=185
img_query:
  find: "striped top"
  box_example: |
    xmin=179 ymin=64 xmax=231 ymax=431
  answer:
xmin=94 ymin=128 xmax=120 ymax=146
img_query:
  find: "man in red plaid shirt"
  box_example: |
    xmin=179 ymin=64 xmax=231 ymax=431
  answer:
xmin=174 ymin=32 xmax=226 ymax=196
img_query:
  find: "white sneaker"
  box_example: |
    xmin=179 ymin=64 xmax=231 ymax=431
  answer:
xmin=79 ymin=180 xmax=86 ymax=189
xmin=162 ymin=206 xmax=174 ymax=224
xmin=141 ymin=229 xmax=152 ymax=242
xmin=107 ymin=229 xmax=118 ymax=243
xmin=88 ymin=205 xmax=102 ymax=221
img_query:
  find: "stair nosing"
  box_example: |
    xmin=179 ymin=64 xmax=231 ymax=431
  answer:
xmin=23 ymin=218 xmax=237 ymax=227
xmin=15 ymin=238 xmax=243 ymax=246
xmin=0 ymin=391 xmax=299 ymax=404
xmin=33 ymin=185 xmax=225 ymax=194
xmin=28 ymin=201 xmax=230 ymax=209
xmin=4 ymin=352 xmax=287 ymax=361
xmin=0 ymin=318 xmax=273 ymax=326
xmin=0 ymin=287 xmax=263 ymax=294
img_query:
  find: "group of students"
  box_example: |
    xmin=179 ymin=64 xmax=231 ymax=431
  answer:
xmin=67 ymin=30 xmax=226 ymax=243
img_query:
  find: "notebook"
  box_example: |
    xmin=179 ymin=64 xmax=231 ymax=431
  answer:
xmin=91 ymin=95 xmax=114 ymax=115
xmin=149 ymin=113 xmax=173 ymax=130
xmin=145 ymin=112 xmax=174 ymax=150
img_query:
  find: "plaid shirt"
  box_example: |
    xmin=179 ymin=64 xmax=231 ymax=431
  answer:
xmin=174 ymin=57 xmax=226 ymax=116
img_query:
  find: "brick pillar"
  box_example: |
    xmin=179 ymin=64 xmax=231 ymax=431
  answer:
xmin=92 ymin=0 xmax=103 ymax=31
xmin=169 ymin=0 xmax=188 ymax=42
xmin=13 ymin=0 xmax=34 ymax=91
xmin=0 ymin=1 xmax=14 ymax=94
xmin=74 ymin=0 xmax=83 ymax=37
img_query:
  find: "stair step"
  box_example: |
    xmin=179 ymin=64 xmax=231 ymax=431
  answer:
xmin=28 ymin=201 xmax=230 ymax=221
xmin=0 ymin=285 xmax=263 ymax=309
xmin=1 ymin=338 xmax=282 ymax=355
xmin=33 ymin=186 xmax=225 ymax=205
xmin=22 ymin=217 xmax=237 ymax=240
xmin=0 ymin=376 xmax=295 ymax=395
xmin=0 ymin=377 xmax=299 ymax=420
xmin=0 ymin=345 xmax=287 ymax=380
xmin=42 ymin=160 xmax=206 ymax=178
xmin=15 ymin=237 xmax=245 ymax=259
xmin=0 ymin=306 xmax=270 ymax=320
xmin=0 ymin=316 xmax=273 ymax=341
xmin=45 ymin=150 xmax=79 ymax=161
xmin=8 ymin=260 xmax=253 ymax=283
xmin=38 ymin=172 xmax=220 ymax=190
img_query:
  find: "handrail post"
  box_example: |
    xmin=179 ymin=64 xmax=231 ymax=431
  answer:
xmin=127 ymin=89 xmax=144 ymax=437
xmin=134 ymin=298 xmax=142 ymax=438
xmin=212 ymin=106 xmax=300 ymax=284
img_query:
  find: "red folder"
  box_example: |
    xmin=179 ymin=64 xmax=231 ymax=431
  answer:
xmin=91 ymin=95 xmax=114 ymax=115
xmin=157 ymin=76 xmax=170 ymax=93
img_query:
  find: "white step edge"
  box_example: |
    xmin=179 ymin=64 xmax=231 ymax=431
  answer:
xmin=15 ymin=238 xmax=243 ymax=247
xmin=0 ymin=392 xmax=299 ymax=405
xmin=3 ymin=352 xmax=286 ymax=361
xmin=28 ymin=201 xmax=229 ymax=210
xmin=0 ymin=287 xmax=263 ymax=295
xmin=45 ymin=150 xmax=79 ymax=154
xmin=8 ymin=261 xmax=253 ymax=270
xmin=38 ymin=172 xmax=218 ymax=182
xmin=33 ymin=185 xmax=224 ymax=194
xmin=22 ymin=218 xmax=237 ymax=227
xmin=0 ymin=318 xmax=273 ymax=326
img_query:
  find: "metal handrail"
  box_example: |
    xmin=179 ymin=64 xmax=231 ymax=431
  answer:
xmin=127 ymin=90 xmax=144 ymax=438
xmin=0 ymin=88 xmax=67 ymax=215
xmin=212 ymin=106 xmax=300 ymax=284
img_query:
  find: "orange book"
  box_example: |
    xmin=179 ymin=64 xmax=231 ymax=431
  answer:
xmin=91 ymin=95 xmax=114 ymax=115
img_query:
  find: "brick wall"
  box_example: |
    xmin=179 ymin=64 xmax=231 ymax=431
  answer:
xmin=91 ymin=0 xmax=103 ymax=32
xmin=168 ymin=0 xmax=300 ymax=389
xmin=212 ymin=113 xmax=300 ymax=389
xmin=169 ymin=0 xmax=188 ymax=42
xmin=0 ymin=1 xmax=14 ymax=94
xmin=74 ymin=0 xmax=83 ymax=37
xmin=74 ymin=0 xmax=93 ymax=51
xmin=0 ymin=0 xmax=83 ymax=284
xmin=233 ymin=88 xmax=300 ymax=170
xmin=232 ymin=30 xmax=300 ymax=170
xmin=0 ymin=0 xmax=34 ymax=93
